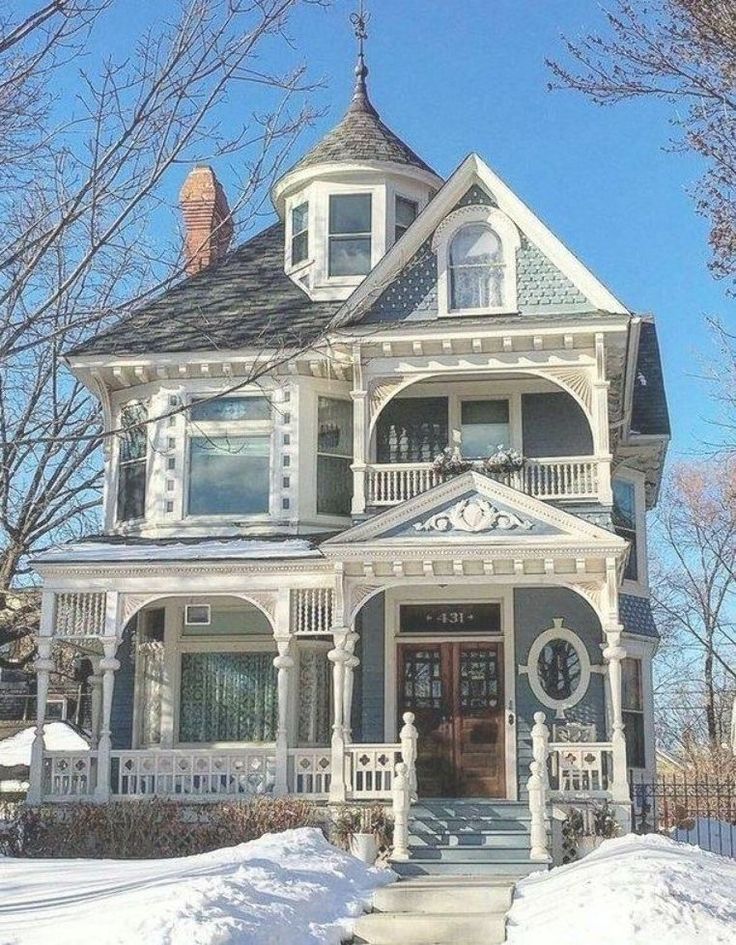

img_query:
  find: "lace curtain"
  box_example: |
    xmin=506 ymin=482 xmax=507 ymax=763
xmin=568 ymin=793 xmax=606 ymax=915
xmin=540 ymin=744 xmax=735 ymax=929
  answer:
xmin=138 ymin=644 xmax=164 ymax=745
xmin=179 ymin=651 xmax=278 ymax=743
xmin=297 ymin=648 xmax=331 ymax=745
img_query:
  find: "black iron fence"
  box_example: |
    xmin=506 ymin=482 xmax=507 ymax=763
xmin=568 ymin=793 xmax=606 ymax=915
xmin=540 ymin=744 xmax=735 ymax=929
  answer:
xmin=631 ymin=773 xmax=736 ymax=858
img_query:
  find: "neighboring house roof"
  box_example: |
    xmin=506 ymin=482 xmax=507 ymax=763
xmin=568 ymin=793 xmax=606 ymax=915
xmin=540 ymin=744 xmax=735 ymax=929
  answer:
xmin=620 ymin=593 xmax=659 ymax=639
xmin=284 ymin=57 xmax=436 ymax=178
xmin=632 ymin=319 xmax=671 ymax=437
xmin=68 ymin=224 xmax=340 ymax=357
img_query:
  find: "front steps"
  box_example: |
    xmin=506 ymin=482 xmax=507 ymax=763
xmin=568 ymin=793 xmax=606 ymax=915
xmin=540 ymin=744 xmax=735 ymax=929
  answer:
xmin=352 ymin=799 xmax=548 ymax=945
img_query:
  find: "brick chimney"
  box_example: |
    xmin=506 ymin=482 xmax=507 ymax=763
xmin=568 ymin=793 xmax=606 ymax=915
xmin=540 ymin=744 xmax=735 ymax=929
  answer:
xmin=179 ymin=165 xmax=233 ymax=275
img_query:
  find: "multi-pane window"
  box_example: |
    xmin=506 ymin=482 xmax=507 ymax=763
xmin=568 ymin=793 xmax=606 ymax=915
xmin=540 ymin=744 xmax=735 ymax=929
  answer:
xmin=116 ymin=402 xmax=148 ymax=522
xmin=613 ymin=479 xmax=638 ymax=581
xmin=395 ymin=195 xmax=418 ymax=242
xmin=460 ymin=400 xmax=509 ymax=457
xmin=376 ymin=397 xmax=448 ymax=463
xmin=291 ymin=201 xmax=309 ymax=266
xmin=328 ymin=193 xmax=372 ymax=276
xmin=316 ymin=397 xmax=353 ymax=516
xmin=622 ymin=657 xmax=646 ymax=768
xmin=188 ymin=396 xmax=271 ymax=516
xmin=449 ymin=223 xmax=504 ymax=310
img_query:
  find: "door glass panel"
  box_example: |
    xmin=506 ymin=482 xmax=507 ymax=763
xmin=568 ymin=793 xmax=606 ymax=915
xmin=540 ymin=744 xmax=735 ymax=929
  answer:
xmin=459 ymin=647 xmax=500 ymax=711
xmin=402 ymin=648 xmax=443 ymax=709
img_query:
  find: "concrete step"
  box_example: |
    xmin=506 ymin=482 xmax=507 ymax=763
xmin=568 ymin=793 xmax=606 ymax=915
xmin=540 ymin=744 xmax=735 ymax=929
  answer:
xmin=353 ymin=910 xmax=506 ymax=945
xmin=407 ymin=844 xmax=532 ymax=863
xmin=372 ymin=877 xmax=514 ymax=914
xmin=408 ymin=829 xmax=531 ymax=849
xmin=392 ymin=858 xmax=541 ymax=878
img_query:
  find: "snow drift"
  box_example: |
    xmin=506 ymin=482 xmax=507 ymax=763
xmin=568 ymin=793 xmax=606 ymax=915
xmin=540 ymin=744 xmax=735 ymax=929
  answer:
xmin=507 ymin=833 xmax=736 ymax=945
xmin=0 ymin=723 xmax=88 ymax=768
xmin=0 ymin=827 xmax=394 ymax=945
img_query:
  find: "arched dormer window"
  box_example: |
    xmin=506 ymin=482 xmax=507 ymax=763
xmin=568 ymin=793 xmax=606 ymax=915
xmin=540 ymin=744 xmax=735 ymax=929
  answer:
xmin=449 ymin=224 xmax=504 ymax=311
xmin=433 ymin=205 xmax=520 ymax=316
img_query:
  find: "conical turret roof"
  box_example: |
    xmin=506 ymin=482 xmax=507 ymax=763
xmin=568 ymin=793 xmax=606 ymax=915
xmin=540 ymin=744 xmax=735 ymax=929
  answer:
xmin=287 ymin=53 xmax=437 ymax=176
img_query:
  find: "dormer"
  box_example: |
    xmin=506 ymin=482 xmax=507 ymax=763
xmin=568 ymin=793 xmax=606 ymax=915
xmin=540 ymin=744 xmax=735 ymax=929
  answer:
xmin=271 ymin=53 xmax=443 ymax=302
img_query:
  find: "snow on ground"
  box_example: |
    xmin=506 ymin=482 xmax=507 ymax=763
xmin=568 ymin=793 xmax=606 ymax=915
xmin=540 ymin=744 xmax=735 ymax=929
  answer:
xmin=0 ymin=723 xmax=88 ymax=768
xmin=507 ymin=833 xmax=736 ymax=945
xmin=0 ymin=827 xmax=394 ymax=945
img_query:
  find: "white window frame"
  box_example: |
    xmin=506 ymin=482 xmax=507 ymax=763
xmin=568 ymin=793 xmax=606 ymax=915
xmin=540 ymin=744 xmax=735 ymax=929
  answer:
xmin=432 ymin=205 xmax=520 ymax=317
xmin=115 ymin=400 xmax=149 ymax=526
xmin=290 ymin=200 xmax=309 ymax=269
xmin=613 ymin=469 xmax=649 ymax=595
xmin=184 ymin=604 xmax=211 ymax=626
xmin=184 ymin=393 xmax=274 ymax=522
xmin=525 ymin=623 xmax=592 ymax=713
xmin=327 ymin=191 xmax=374 ymax=280
xmin=394 ymin=193 xmax=419 ymax=244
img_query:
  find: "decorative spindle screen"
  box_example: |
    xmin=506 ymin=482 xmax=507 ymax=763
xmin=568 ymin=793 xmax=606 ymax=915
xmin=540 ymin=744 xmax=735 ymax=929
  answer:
xmin=291 ymin=588 xmax=333 ymax=635
xmin=55 ymin=593 xmax=107 ymax=637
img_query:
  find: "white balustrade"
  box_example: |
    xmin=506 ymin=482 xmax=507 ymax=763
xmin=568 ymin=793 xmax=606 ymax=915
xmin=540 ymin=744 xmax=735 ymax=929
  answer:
xmin=292 ymin=588 xmax=333 ymax=635
xmin=548 ymin=741 xmax=613 ymax=797
xmin=54 ymin=592 xmax=107 ymax=638
xmin=290 ymin=748 xmax=333 ymax=797
xmin=347 ymin=744 xmax=402 ymax=798
xmin=113 ymin=748 xmax=276 ymax=798
xmin=366 ymin=457 xmax=600 ymax=507
xmin=44 ymin=751 xmax=96 ymax=798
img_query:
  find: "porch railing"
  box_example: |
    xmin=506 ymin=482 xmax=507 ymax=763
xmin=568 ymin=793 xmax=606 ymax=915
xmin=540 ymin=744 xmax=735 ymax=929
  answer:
xmin=43 ymin=750 xmax=96 ymax=798
xmin=113 ymin=748 xmax=277 ymax=798
xmin=548 ymin=741 xmax=613 ymax=798
xmin=366 ymin=456 xmax=600 ymax=506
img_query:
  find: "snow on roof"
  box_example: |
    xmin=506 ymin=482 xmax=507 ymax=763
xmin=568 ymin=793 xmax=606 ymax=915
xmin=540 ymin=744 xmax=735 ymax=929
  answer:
xmin=0 ymin=827 xmax=392 ymax=945
xmin=0 ymin=722 xmax=89 ymax=768
xmin=34 ymin=538 xmax=320 ymax=564
xmin=506 ymin=833 xmax=736 ymax=945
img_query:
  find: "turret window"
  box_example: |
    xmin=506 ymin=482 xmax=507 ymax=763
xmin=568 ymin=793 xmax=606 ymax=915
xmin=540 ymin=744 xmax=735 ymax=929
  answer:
xmin=449 ymin=224 xmax=504 ymax=311
xmin=395 ymin=195 xmax=418 ymax=242
xmin=291 ymin=201 xmax=309 ymax=266
xmin=116 ymin=402 xmax=148 ymax=522
xmin=328 ymin=193 xmax=372 ymax=276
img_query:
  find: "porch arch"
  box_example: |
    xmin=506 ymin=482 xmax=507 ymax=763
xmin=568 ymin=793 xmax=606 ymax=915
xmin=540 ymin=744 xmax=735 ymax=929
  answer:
xmin=119 ymin=590 xmax=278 ymax=637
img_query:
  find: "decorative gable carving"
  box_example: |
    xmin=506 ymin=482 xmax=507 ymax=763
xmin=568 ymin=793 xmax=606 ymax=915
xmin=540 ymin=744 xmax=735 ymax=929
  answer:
xmin=412 ymin=497 xmax=532 ymax=534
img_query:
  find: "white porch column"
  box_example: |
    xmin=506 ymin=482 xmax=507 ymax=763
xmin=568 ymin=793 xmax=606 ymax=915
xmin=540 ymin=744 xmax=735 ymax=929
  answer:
xmin=94 ymin=637 xmax=120 ymax=801
xmin=593 ymin=333 xmax=613 ymax=505
xmin=26 ymin=627 xmax=54 ymax=806
xmin=328 ymin=627 xmax=350 ymax=803
xmin=603 ymin=623 xmax=631 ymax=818
xmin=273 ymin=636 xmax=294 ymax=796
xmin=88 ymin=658 xmax=103 ymax=749
xmin=350 ymin=349 xmax=368 ymax=516
xmin=343 ymin=630 xmax=360 ymax=742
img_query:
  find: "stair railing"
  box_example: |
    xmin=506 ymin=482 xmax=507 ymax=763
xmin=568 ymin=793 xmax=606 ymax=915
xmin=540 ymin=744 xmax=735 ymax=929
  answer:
xmin=528 ymin=711 xmax=552 ymax=863
xmin=399 ymin=711 xmax=418 ymax=800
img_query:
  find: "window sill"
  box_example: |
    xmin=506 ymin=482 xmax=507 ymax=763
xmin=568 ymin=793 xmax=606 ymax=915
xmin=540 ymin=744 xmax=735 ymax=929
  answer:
xmin=442 ymin=306 xmax=519 ymax=318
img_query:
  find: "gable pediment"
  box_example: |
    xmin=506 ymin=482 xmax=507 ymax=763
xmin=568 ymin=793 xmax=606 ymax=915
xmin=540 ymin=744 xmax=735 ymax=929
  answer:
xmin=321 ymin=472 xmax=625 ymax=552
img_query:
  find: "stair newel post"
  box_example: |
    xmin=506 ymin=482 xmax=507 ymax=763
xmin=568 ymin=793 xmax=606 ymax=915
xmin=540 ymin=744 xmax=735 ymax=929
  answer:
xmin=328 ymin=627 xmax=350 ymax=803
xmin=528 ymin=711 xmax=551 ymax=863
xmin=392 ymin=761 xmax=410 ymax=861
xmin=399 ymin=711 xmax=418 ymax=801
xmin=531 ymin=710 xmax=550 ymax=790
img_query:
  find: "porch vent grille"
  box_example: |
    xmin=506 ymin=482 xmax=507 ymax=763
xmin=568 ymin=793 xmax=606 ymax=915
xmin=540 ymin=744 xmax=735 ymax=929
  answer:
xmin=291 ymin=588 xmax=333 ymax=635
xmin=55 ymin=592 xmax=106 ymax=637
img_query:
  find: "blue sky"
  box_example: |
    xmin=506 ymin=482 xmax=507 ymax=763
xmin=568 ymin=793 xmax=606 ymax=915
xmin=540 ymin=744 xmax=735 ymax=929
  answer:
xmin=102 ymin=0 xmax=734 ymax=457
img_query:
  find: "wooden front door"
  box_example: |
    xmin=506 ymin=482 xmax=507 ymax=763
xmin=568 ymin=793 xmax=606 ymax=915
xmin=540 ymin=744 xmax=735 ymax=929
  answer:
xmin=397 ymin=641 xmax=505 ymax=797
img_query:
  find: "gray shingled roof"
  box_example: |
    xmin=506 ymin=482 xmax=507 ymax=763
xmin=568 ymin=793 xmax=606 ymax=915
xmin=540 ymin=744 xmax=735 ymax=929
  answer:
xmin=69 ymin=223 xmax=340 ymax=356
xmin=286 ymin=65 xmax=437 ymax=178
xmin=620 ymin=593 xmax=659 ymax=639
xmin=632 ymin=320 xmax=670 ymax=437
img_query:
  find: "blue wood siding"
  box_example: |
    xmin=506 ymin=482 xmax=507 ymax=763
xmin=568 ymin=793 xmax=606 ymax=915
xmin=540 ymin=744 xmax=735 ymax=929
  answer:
xmin=521 ymin=392 xmax=593 ymax=457
xmin=110 ymin=619 xmax=135 ymax=750
xmin=353 ymin=592 xmax=385 ymax=742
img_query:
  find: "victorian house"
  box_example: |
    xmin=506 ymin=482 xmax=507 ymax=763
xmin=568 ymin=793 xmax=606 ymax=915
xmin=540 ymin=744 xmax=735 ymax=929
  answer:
xmin=28 ymin=43 xmax=668 ymax=870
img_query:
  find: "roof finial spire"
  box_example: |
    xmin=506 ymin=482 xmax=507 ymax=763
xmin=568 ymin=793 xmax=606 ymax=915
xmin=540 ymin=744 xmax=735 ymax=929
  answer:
xmin=348 ymin=1 xmax=377 ymax=116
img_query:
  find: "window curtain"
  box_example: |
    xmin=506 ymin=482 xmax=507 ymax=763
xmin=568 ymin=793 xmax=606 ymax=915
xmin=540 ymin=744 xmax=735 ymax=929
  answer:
xmin=297 ymin=649 xmax=331 ymax=745
xmin=138 ymin=644 xmax=164 ymax=746
xmin=179 ymin=652 xmax=278 ymax=743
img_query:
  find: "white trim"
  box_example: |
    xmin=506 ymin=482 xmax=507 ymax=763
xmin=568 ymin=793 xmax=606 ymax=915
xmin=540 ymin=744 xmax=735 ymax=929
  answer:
xmin=613 ymin=467 xmax=649 ymax=596
xmin=523 ymin=619 xmax=591 ymax=714
xmin=432 ymin=205 xmax=521 ymax=317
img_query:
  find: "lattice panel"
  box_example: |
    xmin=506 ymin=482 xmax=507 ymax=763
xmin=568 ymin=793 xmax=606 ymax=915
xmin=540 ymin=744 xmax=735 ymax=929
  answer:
xmin=55 ymin=593 xmax=106 ymax=637
xmin=291 ymin=588 xmax=333 ymax=635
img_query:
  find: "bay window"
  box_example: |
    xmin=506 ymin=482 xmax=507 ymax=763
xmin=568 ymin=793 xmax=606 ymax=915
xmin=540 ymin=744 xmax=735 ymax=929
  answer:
xmin=613 ymin=479 xmax=638 ymax=581
xmin=316 ymin=397 xmax=353 ymax=515
xmin=187 ymin=395 xmax=271 ymax=516
xmin=328 ymin=193 xmax=372 ymax=276
xmin=117 ymin=402 xmax=148 ymax=522
xmin=622 ymin=657 xmax=646 ymax=768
